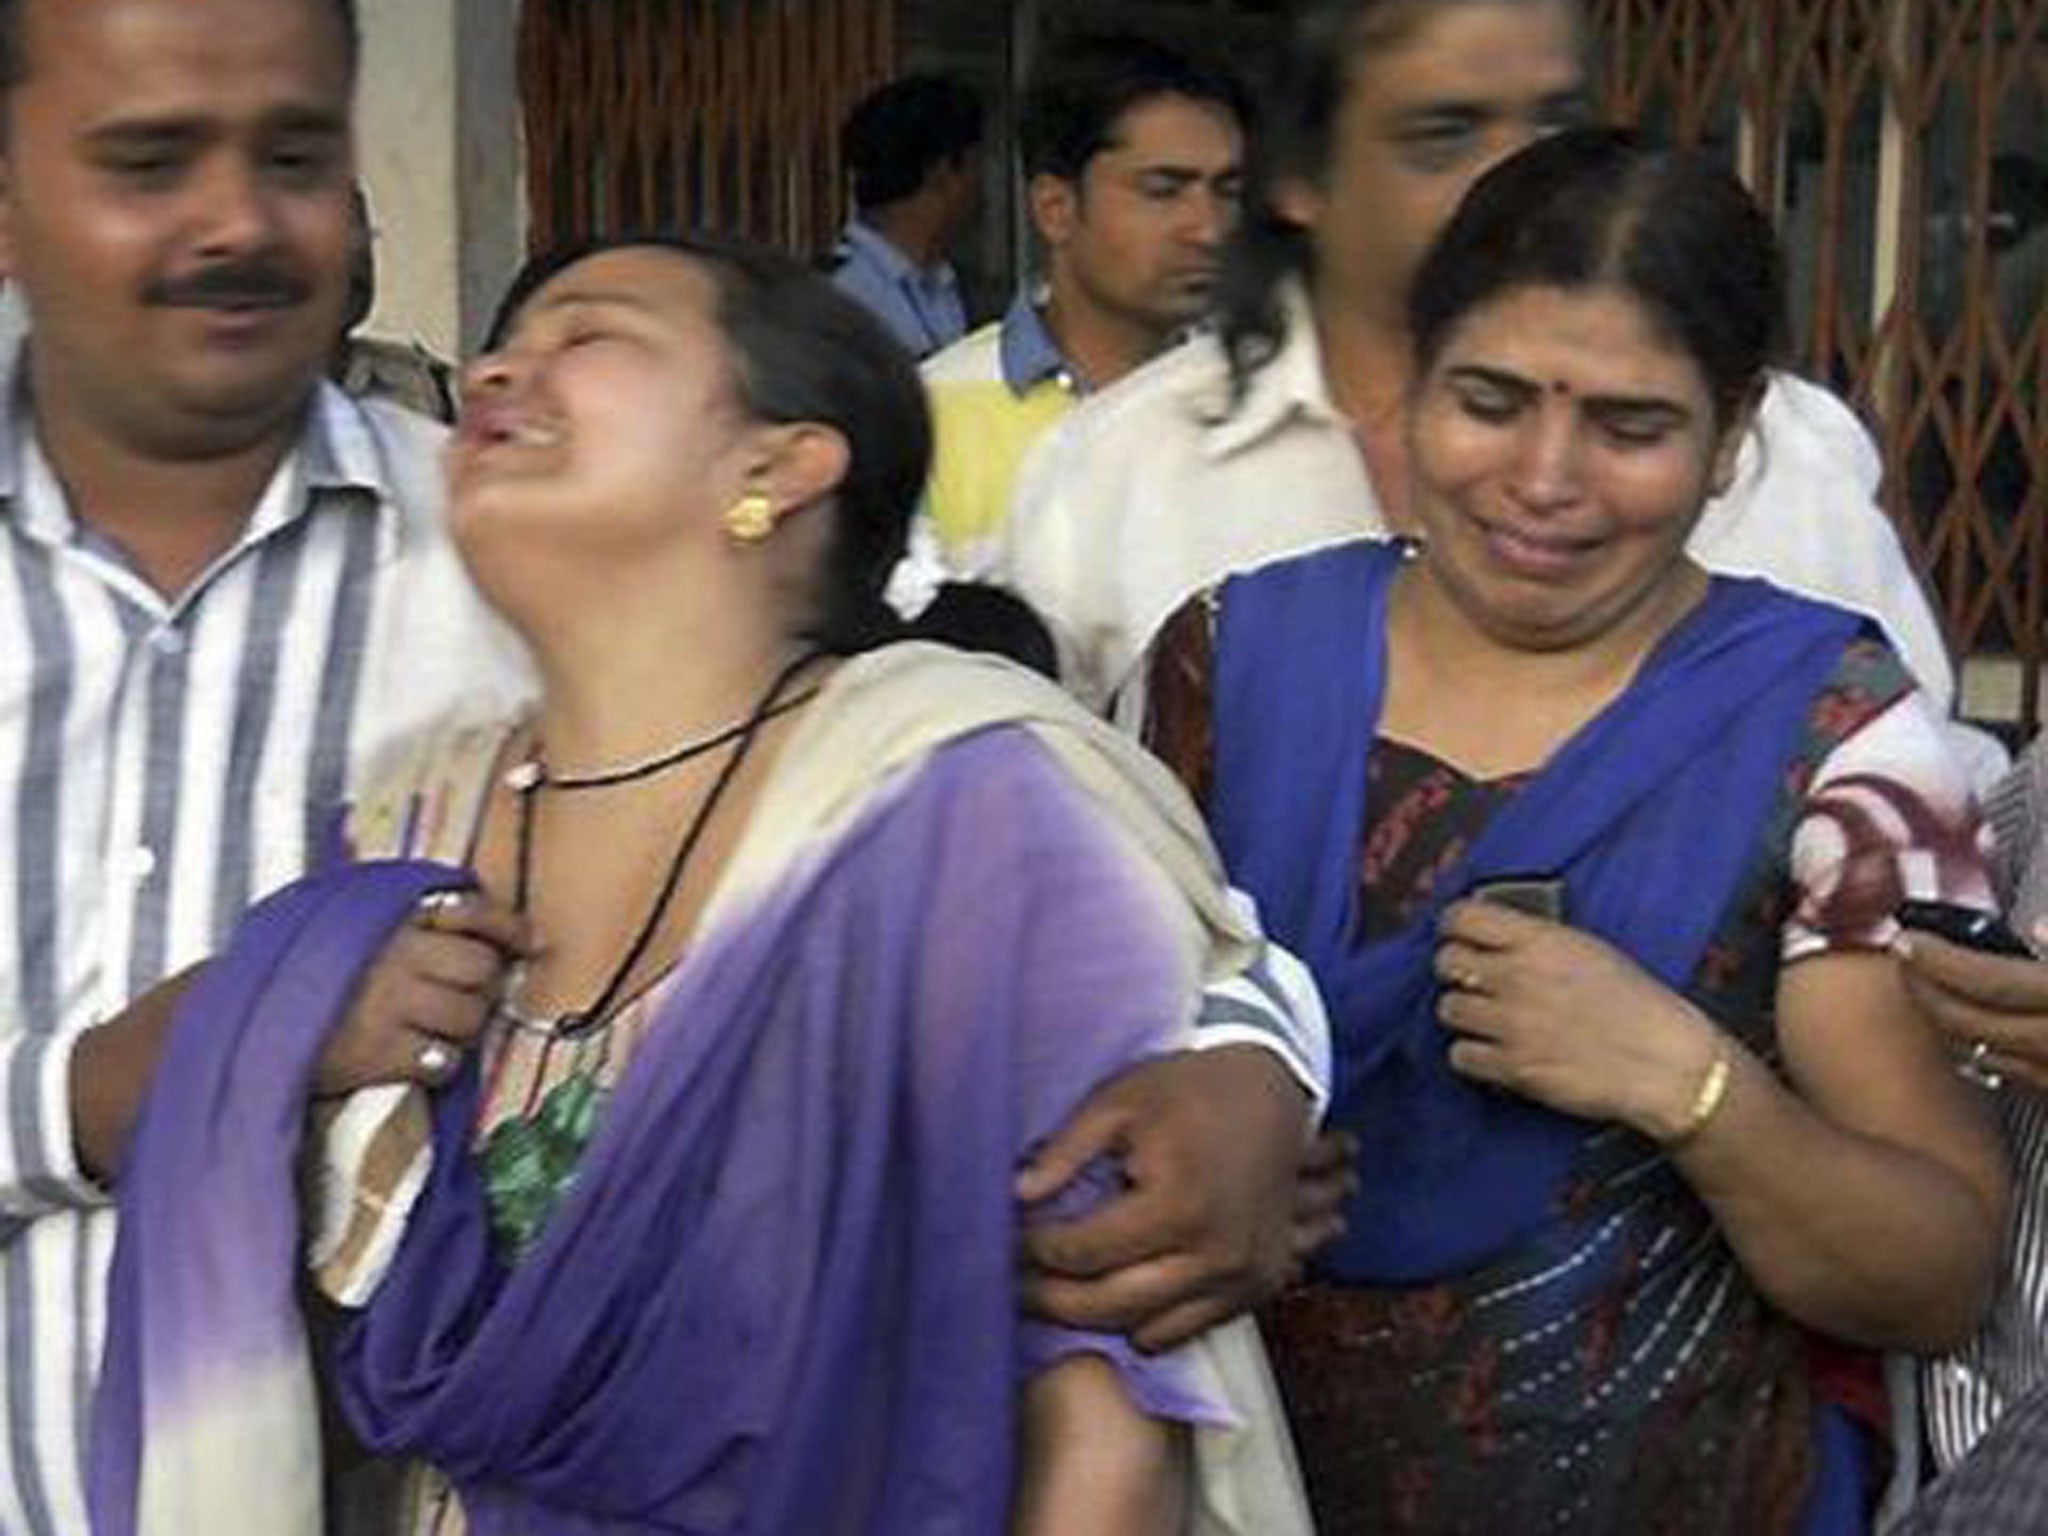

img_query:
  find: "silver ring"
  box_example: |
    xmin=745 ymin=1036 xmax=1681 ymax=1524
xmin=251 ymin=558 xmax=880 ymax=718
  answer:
xmin=414 ymin=890 xmax=467 ymax=925
xmin=414 ymin=1039 xmax=457 ymax=1081
xmin=1958 ymin=1039 xmax=2005 ymax=1091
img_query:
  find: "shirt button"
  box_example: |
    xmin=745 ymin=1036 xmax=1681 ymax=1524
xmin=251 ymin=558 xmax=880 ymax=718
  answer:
xmin=149 ymin=627 xmax=185 ymax=657
xmin=130 ymin=846 xmax=158 ymax=884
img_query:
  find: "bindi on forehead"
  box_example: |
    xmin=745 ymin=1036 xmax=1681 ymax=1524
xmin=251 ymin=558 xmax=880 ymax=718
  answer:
xmin=1549 ymin=377 xmax=1689 ymax=416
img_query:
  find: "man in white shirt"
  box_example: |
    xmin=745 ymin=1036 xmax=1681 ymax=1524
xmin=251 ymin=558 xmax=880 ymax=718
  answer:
xmin=1906 ymin=735 xmax=2048 ymax=1473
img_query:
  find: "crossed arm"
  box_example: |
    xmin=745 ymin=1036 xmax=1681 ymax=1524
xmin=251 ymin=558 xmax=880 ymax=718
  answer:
xmin=1435 ymin=901 xmax=2008 ymax=1351
xmin=65 ymin=896 xmax=529 ymax=1186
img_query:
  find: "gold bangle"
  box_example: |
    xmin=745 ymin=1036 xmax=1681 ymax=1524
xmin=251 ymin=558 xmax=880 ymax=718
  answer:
xmin=1666 ymin=1052 xmax=1732 ymax=1147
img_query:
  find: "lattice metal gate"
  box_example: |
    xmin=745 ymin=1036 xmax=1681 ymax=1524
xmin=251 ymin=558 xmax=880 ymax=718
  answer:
xmin=519 ymin=0 xmax=896 ymax=262
xmin=1594 ymin=0 xmax=2047 ymax=723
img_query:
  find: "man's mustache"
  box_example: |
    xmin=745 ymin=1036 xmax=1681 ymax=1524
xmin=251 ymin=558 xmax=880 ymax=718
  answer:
xmin=143 ymin=262 xmax=312 ymax=310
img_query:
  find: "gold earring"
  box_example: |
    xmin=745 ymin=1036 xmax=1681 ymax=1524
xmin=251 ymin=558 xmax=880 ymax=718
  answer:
xmin=722 ymin=490 xmax=775 ymax=543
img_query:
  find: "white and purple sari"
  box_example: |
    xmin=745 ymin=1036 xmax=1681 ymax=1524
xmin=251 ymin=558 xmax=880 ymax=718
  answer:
xmin=90 ymin=645 xmax=1310 ymax=1535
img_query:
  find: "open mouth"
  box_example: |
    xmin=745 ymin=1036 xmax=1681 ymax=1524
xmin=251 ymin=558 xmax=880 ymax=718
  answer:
xmin=458 ymin=404 xmax=563 ymax=454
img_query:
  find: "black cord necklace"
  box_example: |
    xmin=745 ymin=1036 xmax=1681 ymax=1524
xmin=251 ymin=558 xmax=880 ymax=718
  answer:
xmin=504 ymin=684 xmax=820 ymax=793
xmin=503 ymin=649 xmax=823 ymax=1040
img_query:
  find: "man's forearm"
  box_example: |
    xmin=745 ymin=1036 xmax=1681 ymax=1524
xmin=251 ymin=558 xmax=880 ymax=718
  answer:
xmin=70 ymin=967 xmax=199 ymax=1184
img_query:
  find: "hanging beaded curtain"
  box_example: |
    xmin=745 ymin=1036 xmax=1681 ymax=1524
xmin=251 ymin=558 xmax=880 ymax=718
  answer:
xmin=1590 ymin=0 xmax=2048 ymax=725
xmin=519 ymin=0 xmax=898 ymax=262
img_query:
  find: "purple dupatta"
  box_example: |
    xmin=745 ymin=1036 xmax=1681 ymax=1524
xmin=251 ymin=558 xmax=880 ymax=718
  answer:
xmin=92 ymin=727 xmax=1217 ymax=1533
xmin=89 ymin=859 xmax=471 ymax=1535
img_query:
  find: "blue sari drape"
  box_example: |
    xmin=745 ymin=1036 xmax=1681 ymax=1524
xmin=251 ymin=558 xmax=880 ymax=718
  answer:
xmin=1210 ymin=541 xmax=1864 ymax=1282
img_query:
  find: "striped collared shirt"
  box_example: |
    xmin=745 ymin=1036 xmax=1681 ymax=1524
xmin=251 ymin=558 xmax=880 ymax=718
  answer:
xmin=1925 ymin=737 xmax=2048 ymax=1471
xmin=0 ymin=365 xmax=532 ymax=1533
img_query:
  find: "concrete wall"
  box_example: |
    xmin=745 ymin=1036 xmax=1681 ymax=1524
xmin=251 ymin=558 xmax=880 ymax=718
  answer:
xmin=357 ymin=0 xmax=526 ymax=361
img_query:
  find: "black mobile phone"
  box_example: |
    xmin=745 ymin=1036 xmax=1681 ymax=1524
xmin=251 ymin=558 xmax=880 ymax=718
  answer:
xmin=1471 ymin=876 xmax=1566 ymax=923
xmin=1895 ymin=899 xmax=2034 ymax=959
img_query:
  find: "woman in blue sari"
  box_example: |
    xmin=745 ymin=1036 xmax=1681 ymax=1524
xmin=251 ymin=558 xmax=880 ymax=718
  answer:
xmin=86 ymin=236 xmax=1312 ymax=1535
xmin=1144 ymin=128 xmax=2010 ymax=1531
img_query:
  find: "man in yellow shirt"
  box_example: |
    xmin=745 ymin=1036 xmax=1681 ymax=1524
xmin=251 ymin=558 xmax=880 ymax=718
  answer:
xmin=920 ymin=33 xmax=1245 ymax=573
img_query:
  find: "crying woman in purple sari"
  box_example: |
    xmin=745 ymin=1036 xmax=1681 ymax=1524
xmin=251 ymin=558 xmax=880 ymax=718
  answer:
xmin=88 ymin=237 xmax=1312 ymax=1535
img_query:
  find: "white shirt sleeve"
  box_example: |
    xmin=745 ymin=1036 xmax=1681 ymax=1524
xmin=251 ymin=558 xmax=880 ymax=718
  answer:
xmin=884 ymin=514 xmax=950 ymax=620
xmin=0 ymin=1028 xmax=109 ymax=1230
xmin=1690 ymin=374 xmax=1957 ymax=716
xmin=1191 ymin=892 xmax=1333 ymax=1117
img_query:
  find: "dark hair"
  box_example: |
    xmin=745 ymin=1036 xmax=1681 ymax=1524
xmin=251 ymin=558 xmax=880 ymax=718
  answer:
xmin=1214 ymin=0 xmax=1583 ymax=408
xmin=840 ymin=74 xmax=984 ymax=212
xmin=1409 ymin=128 xmax=1784 ymax=427
xmin=1018 ymin=30 xmax=1247 ymax=184
xmin=0 ymin=0 xmax=360 ymax=93
xmin=915 ymin=583 xmax=1059 ymax=680
xmin=488 ymin=233 xmax=930 ymax=655
xmin=1213 ymin=0 xmax=1429 ymax=403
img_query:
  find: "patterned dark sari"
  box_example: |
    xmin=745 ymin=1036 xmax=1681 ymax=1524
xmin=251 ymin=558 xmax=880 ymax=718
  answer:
xmin=1148 ymin=540 xmax=1924 ymax=1534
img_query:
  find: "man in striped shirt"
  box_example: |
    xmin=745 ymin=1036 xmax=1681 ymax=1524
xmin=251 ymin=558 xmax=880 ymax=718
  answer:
xmin=0 ymin=4 xmax=1335 ymax=1528
xmin=0 ymin=0 xmax=532 ymax=1527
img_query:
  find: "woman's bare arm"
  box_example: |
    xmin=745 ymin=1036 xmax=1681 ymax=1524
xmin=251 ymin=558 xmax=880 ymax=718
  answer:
xmin=1012 ymin=1354 xmax=1187 ymax=1536
xmin=1670 ymin=951 xmax=2007 ymax=1351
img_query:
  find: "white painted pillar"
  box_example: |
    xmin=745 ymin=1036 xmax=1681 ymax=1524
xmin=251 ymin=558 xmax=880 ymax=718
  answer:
xmin=355 ymin=0 xmax=526 ymax=360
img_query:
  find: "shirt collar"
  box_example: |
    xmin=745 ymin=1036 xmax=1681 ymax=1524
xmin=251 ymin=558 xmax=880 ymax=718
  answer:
xmin=0 ymin=347 xmax=49 ymax=541
xmin=0 ymin=329 xmax=401 ymax=557
xmin=1202 ymin=276 xmax=1348 ymax=460
xmin=281 ymin=380 xmax=408 ymax=558
xmin=996 ymin=290 xmax=1078 ymax=396
xmin=840 ymin=220 xmax=957 ymax=290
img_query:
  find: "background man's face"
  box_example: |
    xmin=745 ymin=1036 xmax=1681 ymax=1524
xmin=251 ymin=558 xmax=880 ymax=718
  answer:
xmin=1278 ymin=0 xmax=1587 ymax=329
xmin=1041 ymin=94 xmax=1244 ymax=336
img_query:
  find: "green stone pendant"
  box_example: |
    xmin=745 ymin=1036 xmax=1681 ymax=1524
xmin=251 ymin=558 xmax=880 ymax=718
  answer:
xmin=477 ymin=1070 xmax=611 ymax=1258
